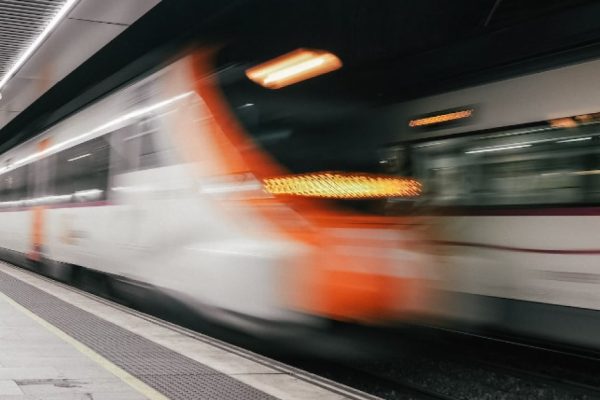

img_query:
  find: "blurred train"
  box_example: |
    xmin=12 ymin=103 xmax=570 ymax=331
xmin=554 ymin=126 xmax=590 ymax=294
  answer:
xmin=381 ymin=56 xmax=600 ymax=349
xmin=0 ymin=49 xmax=433 ymax=336
xmin=5 ymin=42 xmax=600 ymax=351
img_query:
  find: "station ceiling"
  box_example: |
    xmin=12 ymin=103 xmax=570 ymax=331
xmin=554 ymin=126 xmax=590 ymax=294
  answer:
xmin=0 ymin=0 xmax=158 ymax=132
xmin=210 ymin=0 xmax=600 ymax=101
xmin=0 ymin=0 xmax=63 ymax=80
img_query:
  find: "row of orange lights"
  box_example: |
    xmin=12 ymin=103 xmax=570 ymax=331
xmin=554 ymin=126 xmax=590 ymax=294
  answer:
xmin=263 ymin=172 xmax=422 ymax=199
xmin=408 ymin=109 xmax=473 ymax=128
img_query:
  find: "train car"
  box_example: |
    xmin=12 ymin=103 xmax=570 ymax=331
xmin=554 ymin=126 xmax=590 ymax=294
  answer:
xmin=0 ymin=48 xmax=433 ymax=336
xmin=381 ymin=56 xmax=600 ymax=348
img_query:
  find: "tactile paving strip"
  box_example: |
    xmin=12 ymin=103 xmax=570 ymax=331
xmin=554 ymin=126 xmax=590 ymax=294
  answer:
xmin=0 ymin=270 xmax=277 ymax=400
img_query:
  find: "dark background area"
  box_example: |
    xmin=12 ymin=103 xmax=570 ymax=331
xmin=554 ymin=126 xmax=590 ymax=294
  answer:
xmin=3 ymin=0 xmax=600 ymax=153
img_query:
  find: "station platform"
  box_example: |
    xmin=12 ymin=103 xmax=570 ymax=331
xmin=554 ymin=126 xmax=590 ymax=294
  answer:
xmin=0 ymin=262 xmax=374 ymax=400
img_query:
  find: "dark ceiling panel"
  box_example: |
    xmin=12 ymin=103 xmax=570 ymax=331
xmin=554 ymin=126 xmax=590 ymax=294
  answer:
xmin=486 ymin=0 xmax=595 ymax=28
xmin=2 ymin=0 xmax=600 ymax=151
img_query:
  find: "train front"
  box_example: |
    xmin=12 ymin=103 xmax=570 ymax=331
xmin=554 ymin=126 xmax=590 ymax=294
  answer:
xmin=169 ymin=49 xmax=438 ymax=335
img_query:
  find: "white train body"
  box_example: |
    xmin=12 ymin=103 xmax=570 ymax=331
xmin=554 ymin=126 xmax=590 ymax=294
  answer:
xmin=386 ymin=57 xmax=600 ymax=347
xmin=0 ymin=51 xmax=431 ymax=333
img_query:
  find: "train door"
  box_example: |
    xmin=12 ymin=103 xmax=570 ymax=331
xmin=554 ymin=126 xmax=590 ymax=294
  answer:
xmin=28 ymin=139 xmax=52 ymax=262
xmin=109 ymin=124 xmax=141 ymax=250
xmin=55 ymin=137 xmax=111 ymax=270
xmin=108 ymin=116 xmax=173 ymax=253
xmin=108 ymin=79 xmax=163 ymax=254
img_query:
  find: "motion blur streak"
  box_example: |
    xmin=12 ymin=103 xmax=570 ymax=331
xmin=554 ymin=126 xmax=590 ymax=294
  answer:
xmin=189 ymin=51 xmax=431 ymax=323
xmin=0 ymin=45 xmax=434 ymax=342
xmin=5 ymin=91 xmax=193 ymax=173
xmin=245 ymin=49 xmax=342 ymax=89
xmin=263 ymin=173 xmax=422 ymax=199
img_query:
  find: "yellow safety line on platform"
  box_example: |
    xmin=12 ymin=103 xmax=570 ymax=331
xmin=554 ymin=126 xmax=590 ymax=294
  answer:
xmin=0 ymin=291 xmax=169 ymax=400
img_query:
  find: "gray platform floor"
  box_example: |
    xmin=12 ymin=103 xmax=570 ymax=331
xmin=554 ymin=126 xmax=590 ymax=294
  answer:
xmin=0 ymin=263 xmax=369 ymax=400
xmin=0 ymin=288 xmax=147 ymax=399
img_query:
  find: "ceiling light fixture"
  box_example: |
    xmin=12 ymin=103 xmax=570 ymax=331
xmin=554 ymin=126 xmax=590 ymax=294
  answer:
xmin=0 ymin=0 xmax=80 ymax=91
xmin=246 ymin=49 xmax=342 ymax=89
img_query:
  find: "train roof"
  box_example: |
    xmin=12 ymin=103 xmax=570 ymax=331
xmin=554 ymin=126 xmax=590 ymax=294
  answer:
xmin=382 ymin=57 xmax=600 ymax=143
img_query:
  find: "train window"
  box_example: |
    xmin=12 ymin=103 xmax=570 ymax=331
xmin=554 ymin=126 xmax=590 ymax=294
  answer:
xmin=29 ymin=155 xmax=55 ymax=205
xmin=0 ymin=165 xmax=29 ymax=208
xmin=138 ymin=129 xmax=160 ymax=169
xmin=111 ymin=124 xmax=157 ymax=173
xmin=54 ymin=136 xmax=110 ymax=203
xmin=110 ymin=126 xmax=138 ymax=174
xmin=477 ymin=155 xmax=583 ymax=205
xmin=1 ymin=166 xmax=28 ymax=205
xmin=413 ymin=124 xmax=600 ymax=207
xmin=111 ymin=116 xmax=167 ymax=174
